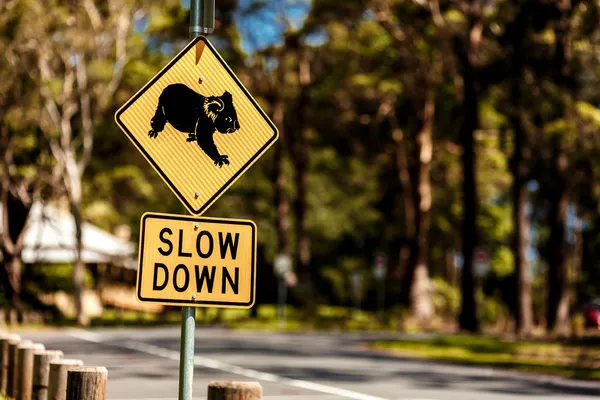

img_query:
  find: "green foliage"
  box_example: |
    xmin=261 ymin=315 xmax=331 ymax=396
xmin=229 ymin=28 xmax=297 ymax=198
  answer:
xmin=27 ymin=264 xmax=94 ymax=293
xmin=431 ymin=278 xmax=460 ymax=318
xmin=3 ymin=0 xmax=600 ymax=328
xmin=479 ymin=294 xmax=510 ymax=326
xmin=492 ymin=246 xmax=514 ymax=277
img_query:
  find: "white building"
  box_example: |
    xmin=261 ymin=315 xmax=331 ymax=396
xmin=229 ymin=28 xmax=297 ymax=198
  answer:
xmin=0 ymin=202 xmax=136 ymax=268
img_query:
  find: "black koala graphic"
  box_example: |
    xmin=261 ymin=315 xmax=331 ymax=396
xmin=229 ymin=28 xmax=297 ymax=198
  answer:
xmin=148 ymin=83 xmax=240 ymax=167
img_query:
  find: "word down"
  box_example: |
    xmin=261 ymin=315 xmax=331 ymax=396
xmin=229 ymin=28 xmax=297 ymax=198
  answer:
xmin=137 ymin=212 xmax=256 ymax=308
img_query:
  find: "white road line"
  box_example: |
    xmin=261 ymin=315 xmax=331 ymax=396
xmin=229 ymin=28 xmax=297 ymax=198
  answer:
xmin=68 ymin=329 xmax=104 ymax=343
xmin=110 ymin=397 xmax=345 ymax=400
xmin=68 ymin=329 xmax=389 ymax=400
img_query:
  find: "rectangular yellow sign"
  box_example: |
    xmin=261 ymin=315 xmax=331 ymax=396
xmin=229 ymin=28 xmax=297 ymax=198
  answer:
xmin=137 ymin=212 xmax=256 ymax=308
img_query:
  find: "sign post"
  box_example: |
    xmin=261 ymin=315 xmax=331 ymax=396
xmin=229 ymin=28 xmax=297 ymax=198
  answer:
xmin=274 ymin=254 xmax=292 ymax=328
xmin=373 ymin=254 xmax=387 ymax=321
xmin=136 ymin=212 xmax=257 ymax=400
xmin=190 ymin=0 xmax=214 ymax=37
xmin=115 ymin=0 xmax=277 ymax=399
xmin=351 ymin=271 xmax=362 ymax=311
xmin=473 ymin=247 xmax=489 ymax=278
xmin=178 ymin=306 xmax=194 ymax=400
xmin=179 ymin=2 xmax=212 ymax=397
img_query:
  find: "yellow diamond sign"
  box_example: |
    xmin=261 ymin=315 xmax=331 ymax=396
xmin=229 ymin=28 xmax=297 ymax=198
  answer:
xmin=115 ymin=36 xmax=278 ymax=215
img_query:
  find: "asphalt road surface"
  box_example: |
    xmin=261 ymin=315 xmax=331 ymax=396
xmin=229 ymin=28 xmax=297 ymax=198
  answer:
xmin=15 ymin=327 xmax=600 ymax=400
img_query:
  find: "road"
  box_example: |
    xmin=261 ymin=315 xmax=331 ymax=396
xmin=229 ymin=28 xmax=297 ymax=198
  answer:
xmin=15 ymin=327 xmax=600 ymax=400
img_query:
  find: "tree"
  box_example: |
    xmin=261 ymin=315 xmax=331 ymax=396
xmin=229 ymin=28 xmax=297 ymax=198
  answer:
xmin=371 ymin=0 xmax=440 ymax=322
xmin=286 ymin=33 xmax=314 ymax=304
xmin=455 ymin=0 xmax=483 ymax=332
xmin=506 ymin=0 xmax=534 ymax=336
xmin=0 ymin=0 xmax=54 ymax=309
xmin=21 ymin=0 xmax=139 ymax=325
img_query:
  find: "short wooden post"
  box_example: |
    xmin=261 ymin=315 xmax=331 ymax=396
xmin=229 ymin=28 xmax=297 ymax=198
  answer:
xmin=17 ymin=343 xmax=45 ymax=400
xmin=8 ymin=339 xmax=31 ymax=398
xmin=65 ymin=367 xmax=107 ymax=400
xmin=207 ymin=381 xmax=263 ymax=400
xmin=33 ymin=350 xmax=64 ymax=400
xmin=0 ymin=310 xmax=6 ymax=327
xmin=9 ymin=309 xmax=18 ymax=326
xmin=48 ymin=360 xmax=84 ymax=400
xmin=0 ymin=333 xmax=20 ymax=395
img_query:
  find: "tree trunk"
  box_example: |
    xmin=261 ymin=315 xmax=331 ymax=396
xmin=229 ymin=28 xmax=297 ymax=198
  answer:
xmin=273 ymin=55 xmax=291 ymax=259
xmin=509 ymin=10 xmax=533 ymax=336
xmin=406 ymin=90 xmax=435 ymax=322
xmin=512 ymin=171 xmax=532 ymax=335
xmin=65 ymin=162 xmax=88 ymax=326
xmin=271 ymin=71 xmax=291 ymax=319
xmin=274 ymin=141 xmax=291 ymax=258
xmin=457 ymin=0 xmax=481 ymax=332
xmin=293 ymin=45 xmax=312 ymax=305
xmin=545 ymin=0 xmax=573 ymax=336
xmin=7 ymin=256 xmax=22 ymax=309
xmin=546 ymin=147 xmax=570 ymax=334
xmin=391 ymin=124 xmax=415 ymax=304
xmin=0 ymin=190 xmax=30 ymax=310
xmin=512 ymin=160 xmax=532 ymax=335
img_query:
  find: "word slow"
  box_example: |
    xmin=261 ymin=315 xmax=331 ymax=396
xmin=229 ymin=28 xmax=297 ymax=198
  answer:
xmin=152 ymin=228 xmax=240 ymax=294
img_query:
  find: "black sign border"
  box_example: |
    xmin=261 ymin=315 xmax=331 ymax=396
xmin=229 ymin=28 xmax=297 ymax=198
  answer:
xmin=137 ymin=213 xmax=256 ymax=307
xmin=115 ymin=36 xmax=278 ymax=215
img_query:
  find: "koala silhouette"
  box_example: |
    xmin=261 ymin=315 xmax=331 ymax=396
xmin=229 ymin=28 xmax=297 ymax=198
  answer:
xmin=149 ymin=83 xmax=240 ymax=167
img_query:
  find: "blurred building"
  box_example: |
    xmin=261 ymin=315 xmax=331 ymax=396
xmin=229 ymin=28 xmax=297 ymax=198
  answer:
xmin=0 ymin=202 xmax=158 ymax=317
xmin=0 ymin=201 xmax=135 ymax=267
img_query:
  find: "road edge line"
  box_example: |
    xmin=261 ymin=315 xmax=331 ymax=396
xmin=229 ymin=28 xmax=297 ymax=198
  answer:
xmin=67 ymin=329 xmax=389 ymax=400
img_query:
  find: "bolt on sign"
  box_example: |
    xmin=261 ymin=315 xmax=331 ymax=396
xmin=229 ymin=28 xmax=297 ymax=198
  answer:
xmin=137 ymin=212 xmax=256 ymax=308
xmin=115 ymin=36 xmax=278 ymax=215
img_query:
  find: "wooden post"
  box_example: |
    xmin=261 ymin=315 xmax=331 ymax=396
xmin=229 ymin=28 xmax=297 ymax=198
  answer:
xmin=207 ymin=381 xmax=263 ymax=400
xmin=48 ymin=359 xmax=84 ymax=400
xmin=0 ymin=310 xmax=6 ymax=327
xmin=17 ymin=343 xmax=45 ymax=400
xmin=33 ymin=350 xmax=63 ymax=400
xmin=9 ymin=309 xmax=18 ymax=325
xmin=8 ymin=339 xmax=31 ymax=398
xmin=0 ymin=333 xmax=20 ymax=395
xmin=21 ymin=312 xmax=29 ymax=326
xmin=65 ymin=367 xmax=107 ymax=400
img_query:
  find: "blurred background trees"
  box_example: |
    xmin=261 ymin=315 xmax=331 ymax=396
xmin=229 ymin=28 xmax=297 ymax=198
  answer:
xmin=1 ymin=0 xmax=600 ymax=334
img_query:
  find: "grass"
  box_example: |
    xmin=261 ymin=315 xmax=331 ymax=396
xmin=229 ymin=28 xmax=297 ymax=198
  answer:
xmin=91 ymin=308 xmax=181 ymax=327
xmin=87 ymin=304 xmax=396 ymax=332
xmin=225 ymin=304 xmax=396 ymax=332
xmin=89 ymin=304 xmax=394 ymax=332
xmin=370 ymin=334 xmax=600 ymax=380
xmin=85 ymin=304 xmax=388 ymax=331
xmin=18 ymin=304 xmax=444 ymax=333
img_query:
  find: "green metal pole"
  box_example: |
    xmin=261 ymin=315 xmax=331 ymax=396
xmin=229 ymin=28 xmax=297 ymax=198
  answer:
xmin=178 ymin=3 xmax=216 ymax=400
xmin=178 ymin=306 xmax=195 ymax=400
xmin=278 ymin=278 xmax=286 ymax=329
xmin=190 ymin=0 xmax=215 ymax=37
